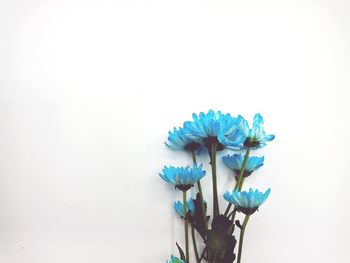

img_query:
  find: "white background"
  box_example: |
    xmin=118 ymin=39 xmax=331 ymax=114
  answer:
xmin=1 ymin=0 xmax=350 ymax=262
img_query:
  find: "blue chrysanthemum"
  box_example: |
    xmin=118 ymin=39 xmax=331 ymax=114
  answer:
xmin=219 ymin=113 xmax=275 ymax=149
xmin=165 ymin=126 xmax=201 ymax=152
xmin=183 ymin=109 xmax=243 ymax=150
xmin=167 ymin=255 xmax=186 ymax=263
xmin=174 ymin=198 xmax=195 ymax=218
xmin=223 ymin=154 xmax=264 ymax=178
xmin=159 ymin=164 xmax=206 ymax=191
xmin=223 ymin=188 xmax=271 ymax=215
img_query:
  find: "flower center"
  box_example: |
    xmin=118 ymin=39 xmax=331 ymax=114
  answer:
xmin=175 ymin=184 xmax=193 ymax=192
xmin=204 ymin=136 xmax=225 ymax=151
xmin=237 ymin=206 xmax=259 ymax=215
xmin=244 ymin=138 xmax=260 ymax=148
xmin=184 ymin=142 xmax=201 ymax=152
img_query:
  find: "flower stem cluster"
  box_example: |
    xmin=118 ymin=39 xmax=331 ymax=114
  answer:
xmin=161 ymin=110 xmax=275 ymax=263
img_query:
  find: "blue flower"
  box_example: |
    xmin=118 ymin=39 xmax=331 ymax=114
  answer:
xmin=167 ymin=256 xmax=186 ymax=263
xmin=219 ymin=113 xmax=275 ymax=149
xmin=183 ymin=109 xmax=242 ymax=150
xmin=223 ymin=188 xmax=271 ymax=215
xmin=159 ymin=164 xmax=206 ymax=191
xmin=223 ymin=154 xmax=264 ymax=177
xmin=165 ymin=126 xmax=201 ymax=152
xmin=174 ymin=198 xmax=195 ymax=218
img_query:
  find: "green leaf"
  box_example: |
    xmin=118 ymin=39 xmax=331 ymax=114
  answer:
xmin=189 ymin=193 xmax=209 ymax=239
xmin=235 ymin=220 xmax=242 ymax=229
xmin=205 ymin=230 xmax=229 ymax=252
xmin=176 ymin=242 xmax=186 ymax=262
xmin=205 ymin=214 xmax=236 ymax=263
xmin=211 ymin=215 xmax=232 ymax=233
xmin=221 ymin=235 xmax=237 ymax=263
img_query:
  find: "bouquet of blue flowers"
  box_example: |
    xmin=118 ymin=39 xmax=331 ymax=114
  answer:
xmin=159 ymin=110 xmax=275 ymax=263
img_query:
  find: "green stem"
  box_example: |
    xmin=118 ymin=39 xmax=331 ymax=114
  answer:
xmin=191 ymin=151 xmax=207 ymax=231
xmin=226 ymin=148 xmax=250 ymax=234
xmin=235 ymin=148 xmax=250 ymax=191
xmin=227 ymin=209 xmax=235 ymax=218
xmin=191 ymin=225 xmax=200 ymax=263
xmin=191 ymin=151 xmax=197 ymax=164
xmin=237 ymin=215 xmax=250 ymax=263
xmin=238 ymin=177 xmax=245 ymax=190
xmin=223 ymin=203 xmax=232 ymax=217
xmin=211 ymin=142 xmax=219 ymax=218
xmin=183 ymin=191 xmax=190 ymax=263
xmin=229 ymin=209 xmax=237 ymax=235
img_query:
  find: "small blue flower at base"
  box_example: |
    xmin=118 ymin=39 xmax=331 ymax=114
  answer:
xmin=223 ymin=188 xmax=271 ymax=215
xmin=183 ymin=109 xmax=243 ymax=150
xmin=174 ymin=198 xmax=195 ymax=218
xmin=165 ymin=126 xmax=201 ymax=152
xmin=167 ymin=255 xmax=186 ymax=263
xmin=159 ymin=164 xmax=206 ymax=191
xmin=223 ymin=154 xmax=264 ymax=177
xmin=219 ymin=113 xmax=275 ymax=150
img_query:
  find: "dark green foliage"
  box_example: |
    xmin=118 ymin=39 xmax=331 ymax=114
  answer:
xmin=211 ymin=215 xmax=232 ymax=233
xmin=204 ymin=215 xmax=237 ymax=263
xmin=221 ymin=235 xmax=237 ymax=263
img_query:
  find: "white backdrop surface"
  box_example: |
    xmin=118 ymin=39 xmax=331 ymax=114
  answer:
xmin=1 ymin=0 xmax=350 ymax=262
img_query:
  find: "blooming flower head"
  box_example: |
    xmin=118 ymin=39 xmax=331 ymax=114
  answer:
xmin=165 ymin=126 xmax=201 ymax=152
xmin=159 ymin=164 xmax=206 ymax=191
xmin=174 ymin=198 xmax=195 ymax=218
xmin=223 ymin=188 xmax=271 ymax=215
xmin=219 ymin=113 xmax=275 ymax=149
xmin=223 ymin=154 xmax=264 ymax=178
xmin=167 ymin=256 xmax=186 ymax=263
xmin=183 ymin=109 xmax=242 ymax=150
